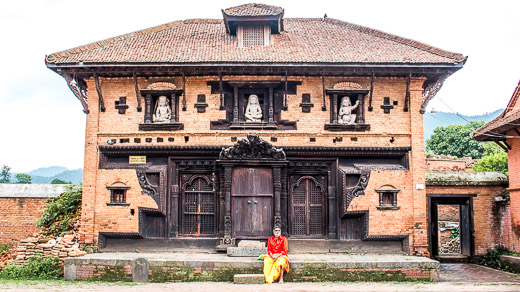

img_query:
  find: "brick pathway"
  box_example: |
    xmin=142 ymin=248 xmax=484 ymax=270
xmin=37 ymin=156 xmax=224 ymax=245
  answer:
xmin=440 ymin=263 xmax=520 ymax=283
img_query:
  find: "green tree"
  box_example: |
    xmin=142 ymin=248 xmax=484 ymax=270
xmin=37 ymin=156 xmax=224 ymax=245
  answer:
xmin=50 ymin=178 xmax=71 ymax=184
xmin=0 ymin=165 xmax=11 ymax=183
xmin=426 ymin=121 xmax=490 ymax=159
xmin=473 ymin=151 xmax=509 ymax=176
xmin=15 ymin=173 xmax=32 ymax=184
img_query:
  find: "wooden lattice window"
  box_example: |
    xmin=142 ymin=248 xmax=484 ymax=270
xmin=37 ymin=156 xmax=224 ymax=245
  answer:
xmin=290 ymin=176 xmax=326 ymax=236
xmin=239 ymin=25 xmax=270 ymax=47
xmin=106 ymin=182 xmax=130 ymax=206
xmin=181 ymin=175 xmax=216 ymax=235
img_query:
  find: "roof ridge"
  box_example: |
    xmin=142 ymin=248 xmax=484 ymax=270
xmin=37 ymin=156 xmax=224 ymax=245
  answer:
xmin=46 ymin=20 xmax=200 ymax=63
xmin=321 ymin=17 xmax=466 ymax=62
xmin=501 ymin=80 xmax=520 ymax=118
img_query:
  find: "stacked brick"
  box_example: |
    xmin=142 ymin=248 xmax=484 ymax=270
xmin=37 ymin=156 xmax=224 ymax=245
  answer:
xmin=14 ymin=235 xmax=86 ymax=264
xmin=1 ymin=232 xmax=86 ymax=271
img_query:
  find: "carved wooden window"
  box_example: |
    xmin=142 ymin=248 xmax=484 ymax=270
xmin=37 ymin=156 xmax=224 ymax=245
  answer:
xmin=239 ymin=25 xmax=270 ymax=47
xmin=139 ymin=86 xmax=184 ymax=131
xmin=325 ymin=89 xmax=370 ymax=131
xmin=376 ymin=186 xmax=400 ymax=210
xmin=181 ymin=175 xmax=216 ymax=235
xmin=106 ymin=182 xmax=130 ymax=206
xmin=289 ymin=176 xmax=326 ymax=236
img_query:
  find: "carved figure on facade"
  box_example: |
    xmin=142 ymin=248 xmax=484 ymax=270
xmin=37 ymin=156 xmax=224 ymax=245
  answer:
xmin=244 ymin=94 xmax=263 ymax=122
xmin=136 ymin=169 xmax=160 ymax=208
xmin=338 ymin=96 xmax=359 ymax=124
xmin=219 ymin=133 xmax=285 ymax=160
xmin=153 ymin=96 xmax=171 ymax=123
xmin=342 ymin=169 xmax=371 ymax=215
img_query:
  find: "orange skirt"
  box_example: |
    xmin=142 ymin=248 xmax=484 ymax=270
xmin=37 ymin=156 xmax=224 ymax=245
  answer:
xmin=262 ymin=255 xmax=289 ymax=284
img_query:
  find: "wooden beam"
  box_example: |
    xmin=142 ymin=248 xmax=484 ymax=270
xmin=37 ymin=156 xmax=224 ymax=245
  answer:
xmin=503 ymin=140 xmax=512 ymax=150
xmin=514 ymin=128 xmax=520 ymax=137
xmin=94 ymin=73 xmax=106 ymax=112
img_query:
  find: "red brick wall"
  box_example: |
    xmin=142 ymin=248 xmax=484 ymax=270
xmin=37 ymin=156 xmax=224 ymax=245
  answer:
xmin=426 ymin=185 xmax=508 ymax=255
xmin=0 ymin=198 xmax=47 ymax=246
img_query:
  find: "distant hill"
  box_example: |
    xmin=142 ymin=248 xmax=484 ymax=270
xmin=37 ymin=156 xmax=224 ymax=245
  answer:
xmin=424 ymin=109 xmax=503 ymax=141
xmin=28 ymin=166 xmax=68 ymax=177
xmin=11 ymin=168 xmax=83 ymax=184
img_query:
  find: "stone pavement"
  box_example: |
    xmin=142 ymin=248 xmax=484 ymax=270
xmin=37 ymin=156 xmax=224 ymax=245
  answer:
xmin=440 ymin=263 xmax=520 ymax=283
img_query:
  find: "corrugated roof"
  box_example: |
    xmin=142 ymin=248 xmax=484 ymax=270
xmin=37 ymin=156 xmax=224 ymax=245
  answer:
xmin=46 ymin=17 xmax=465 ymax=65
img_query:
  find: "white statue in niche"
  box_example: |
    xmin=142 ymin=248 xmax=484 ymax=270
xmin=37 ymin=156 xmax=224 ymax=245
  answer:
xmin=338 ymin=96 xmax=360 ymax=124
xmin=153 ymin=96 xmax=171 ymax=123
xmin=244 ymin=94 xmax=263 ymax=122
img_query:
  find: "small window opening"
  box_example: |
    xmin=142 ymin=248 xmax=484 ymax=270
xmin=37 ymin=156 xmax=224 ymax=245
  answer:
xmin=240 ymin=25 xmax=269 ymax=47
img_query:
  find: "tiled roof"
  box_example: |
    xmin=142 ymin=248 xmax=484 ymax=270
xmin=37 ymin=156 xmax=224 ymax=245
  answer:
xmin=472 ymin=81 xmax=520 ymax=141
xmin=46 ymin=18 xmax=466 ymax=65
xmin=223 ymin=3 xmax=283 ymax=17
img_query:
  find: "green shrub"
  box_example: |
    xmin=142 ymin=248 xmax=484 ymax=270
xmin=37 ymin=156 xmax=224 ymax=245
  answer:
xmin=0 ymin=244 xmax=9 ymax=253
xmin=37 ymin=185 xmax=82 ymax=236
xmin=0 ymin=254 xmax=61 ymax=279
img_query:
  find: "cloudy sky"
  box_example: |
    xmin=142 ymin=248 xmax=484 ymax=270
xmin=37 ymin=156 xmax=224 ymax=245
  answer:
xmin=0 ymin=0 xmax=519 ymax=173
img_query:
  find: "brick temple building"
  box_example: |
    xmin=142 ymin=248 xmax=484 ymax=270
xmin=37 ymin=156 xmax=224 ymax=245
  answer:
xmin=46 ymin=4 xmax=466 ymax=257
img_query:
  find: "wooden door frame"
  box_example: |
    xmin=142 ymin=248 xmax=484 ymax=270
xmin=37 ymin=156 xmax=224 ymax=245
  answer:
xmin=427 ymin=194 xmax=475 ymax=259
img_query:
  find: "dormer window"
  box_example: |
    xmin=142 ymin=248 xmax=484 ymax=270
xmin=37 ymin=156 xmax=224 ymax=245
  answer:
xmin=238 ymin=25 xmax=270 ymax=47
xmin=222 ymin=4 xmax=283 ymax=47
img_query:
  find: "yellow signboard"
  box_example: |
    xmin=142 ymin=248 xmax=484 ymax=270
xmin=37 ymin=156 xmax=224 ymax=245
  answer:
xmin=129 ymin=156 xmax=146 ymax=164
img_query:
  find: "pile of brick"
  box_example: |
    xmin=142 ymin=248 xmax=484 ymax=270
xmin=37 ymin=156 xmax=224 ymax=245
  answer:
xmin=440 ymin=236 xmax=461 ymax=254
xmin=0 ymin=232 xmax=87 ymax=271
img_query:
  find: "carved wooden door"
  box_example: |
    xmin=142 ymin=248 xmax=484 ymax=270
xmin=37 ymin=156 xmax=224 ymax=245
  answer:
xmin=289 ymin=175 xmax=327 ymax=236
xmin=180 ymin=174 xmax=216 ymax=236
xmin=231 ymin=167 xmax=273 ymax=238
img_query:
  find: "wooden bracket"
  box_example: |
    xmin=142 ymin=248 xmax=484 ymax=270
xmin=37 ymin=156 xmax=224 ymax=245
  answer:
xmin=94 ymin=73 xmax=106 ymax=112
xmin=421 ymin=74 xmax=449 ymax=114
xmin=494 ymin=140 xmax=510 ymax=152
xmin=321 ymin=73 xmax=326 ymax=111
xmin=133 ymin=73 xmax=142 ymax=112
xmin=219 ymin=70 xmax=224 ymax=110
xmin=404 ymin=73 xmax=411 ymax=112
xmin=182 ymin=72 xmax=187 ymax=111
xmin=283 ymin=69 xmax=288 ymax=111
xmin=61 ymin=73 xmax=89 ymax=114
xmin=368 ymin=72 xmax=374 ymax=111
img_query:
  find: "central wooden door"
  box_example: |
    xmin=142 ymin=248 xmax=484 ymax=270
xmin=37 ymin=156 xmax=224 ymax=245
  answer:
xmin=231 ymin=167 xmax=273 ymax=238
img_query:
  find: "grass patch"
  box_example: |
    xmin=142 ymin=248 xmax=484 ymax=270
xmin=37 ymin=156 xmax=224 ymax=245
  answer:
xmin=0 ymin=254 xmax=60 ymax=280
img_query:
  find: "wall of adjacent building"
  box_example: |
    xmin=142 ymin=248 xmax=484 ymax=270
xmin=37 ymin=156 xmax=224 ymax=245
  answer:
xmin=0 ymin=184 xmax=65 ymax=246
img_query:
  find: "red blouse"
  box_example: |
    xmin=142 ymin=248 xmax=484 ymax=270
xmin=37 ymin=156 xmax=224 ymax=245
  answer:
xmin=267 ymin=235 xmax=288 ymax=256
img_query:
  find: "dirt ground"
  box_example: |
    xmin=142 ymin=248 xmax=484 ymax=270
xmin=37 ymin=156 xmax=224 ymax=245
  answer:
xmin=1 ymin=264 xmax=520 ymax=291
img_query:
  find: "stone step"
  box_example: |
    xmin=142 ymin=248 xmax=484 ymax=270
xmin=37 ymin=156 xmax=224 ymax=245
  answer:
xmin=227 ymin=246 xmax=267 ymax=257
xmin=234 ymin=274 xmax=265 ymax=284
